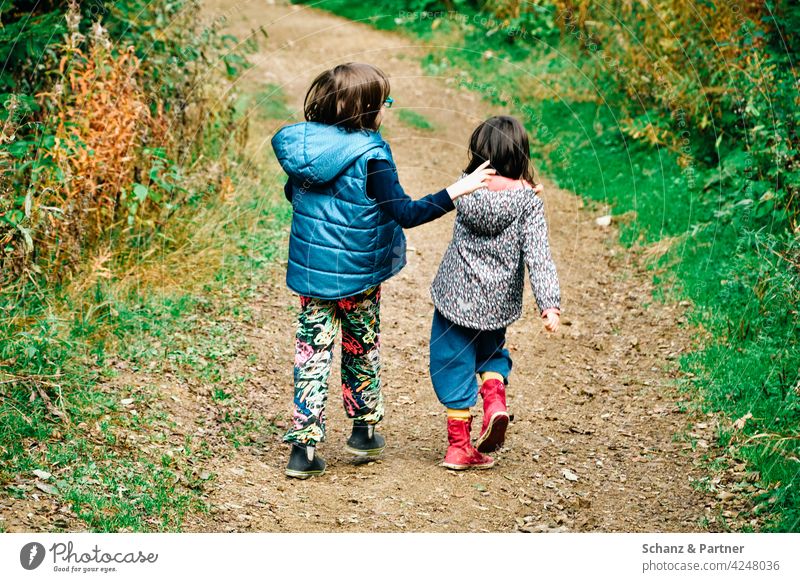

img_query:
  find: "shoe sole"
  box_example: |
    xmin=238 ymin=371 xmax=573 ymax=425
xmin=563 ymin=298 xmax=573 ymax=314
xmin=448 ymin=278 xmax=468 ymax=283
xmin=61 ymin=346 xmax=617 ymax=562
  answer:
xmin=476 ymin=411 xmax=510 ymax=453
xmin=285 ymin=468 xmax=325 ymax=479
xmin=344 ymin=444 xmax=386 ymax=458
xmin=441 ymin=460 xmax=495 ymax=470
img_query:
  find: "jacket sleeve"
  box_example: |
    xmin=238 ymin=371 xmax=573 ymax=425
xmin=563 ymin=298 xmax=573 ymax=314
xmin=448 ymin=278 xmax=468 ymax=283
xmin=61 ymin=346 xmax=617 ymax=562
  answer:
xmin=367 ymin=159 xmax=454 ymax=228
xmin=522 ymin=196 xmax=561 ymax=314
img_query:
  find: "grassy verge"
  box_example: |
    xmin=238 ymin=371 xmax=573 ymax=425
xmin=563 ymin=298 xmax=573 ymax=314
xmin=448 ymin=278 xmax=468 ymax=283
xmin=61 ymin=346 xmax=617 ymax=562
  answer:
xmin=0 ymin=84 xmax=293 ymax=531
xmin=396 ymin=109 xmax=436 ymax=131
xmin=299 ymin=0 xmax=799 ymax=532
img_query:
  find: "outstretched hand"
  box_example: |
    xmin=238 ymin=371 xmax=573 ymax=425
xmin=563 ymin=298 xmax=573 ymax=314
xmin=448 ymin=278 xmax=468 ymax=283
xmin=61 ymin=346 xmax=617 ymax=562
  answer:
xmin=446 ymin=160 xmax=496 ymax=200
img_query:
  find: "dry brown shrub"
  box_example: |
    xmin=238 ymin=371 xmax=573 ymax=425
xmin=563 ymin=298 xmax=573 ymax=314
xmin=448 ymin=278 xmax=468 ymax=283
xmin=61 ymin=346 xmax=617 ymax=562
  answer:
xmin=40 ymin=42 xmax=152 ymax=270
xmin=13 ymin=9 xmax=205 ymax=288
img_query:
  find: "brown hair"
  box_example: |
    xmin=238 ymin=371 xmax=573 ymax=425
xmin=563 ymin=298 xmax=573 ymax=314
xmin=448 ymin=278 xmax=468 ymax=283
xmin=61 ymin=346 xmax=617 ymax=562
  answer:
xmin=464 ymin=115 xmax=534 ymax=184
xmin=304 ymin=63 xmax=390 ymax=131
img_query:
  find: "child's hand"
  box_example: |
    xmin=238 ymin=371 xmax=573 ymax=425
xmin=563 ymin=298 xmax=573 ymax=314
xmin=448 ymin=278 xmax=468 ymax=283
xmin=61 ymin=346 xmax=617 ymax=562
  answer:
xmin=533 ymin=183 xmax=544 ymax=194
xmin=543 ymin=310 xmax=560 ymax=333
xmin=446 ymin=160 xmax=496 ymax=200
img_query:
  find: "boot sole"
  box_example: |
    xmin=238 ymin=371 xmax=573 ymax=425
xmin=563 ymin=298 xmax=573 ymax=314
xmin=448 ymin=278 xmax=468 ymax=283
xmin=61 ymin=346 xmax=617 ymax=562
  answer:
xmin=344 ymin=444 xmax=386 ymax=458
xmin=476 ymin=412 xmax=510 ymax=453
xmin=285 ymin=468 xmax=325 ymax=479
xmin=441 ymin=460 xmax=495 ymax=470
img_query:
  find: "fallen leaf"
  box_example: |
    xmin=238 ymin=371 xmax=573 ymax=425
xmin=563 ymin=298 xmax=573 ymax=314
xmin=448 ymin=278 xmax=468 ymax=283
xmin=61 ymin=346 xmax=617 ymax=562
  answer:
xmin=32 ymin=469 xmax=52 ymax=480
xmin=394 ymin=395 xmax=415 ymax=405
xmin=562 ymin=469 xmax=579 ymax=482
xmin=569 ymin=426 xmax=595 ymax=435
xmin=733 ymin=412 xmax=752 ymax=431
xmin=35 ymin=481 xmax=59 ymax=496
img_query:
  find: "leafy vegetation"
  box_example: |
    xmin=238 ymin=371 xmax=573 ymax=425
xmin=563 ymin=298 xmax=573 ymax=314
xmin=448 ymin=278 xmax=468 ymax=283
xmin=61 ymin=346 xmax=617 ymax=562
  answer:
xmin=2 ymin=0 xmax=796 ymax=533
xmin=0 ymin=1 xmax=287 ymax=530
xmin=1 ymin=0 xmax=254 ymax=280
xmin=301 ymin=0 xmax=799 ymax=531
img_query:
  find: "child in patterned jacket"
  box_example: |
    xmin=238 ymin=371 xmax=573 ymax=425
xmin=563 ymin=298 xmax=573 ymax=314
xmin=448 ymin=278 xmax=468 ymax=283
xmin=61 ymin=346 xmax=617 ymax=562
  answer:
xmin=429 ymin=115 xmax=562 ymax=470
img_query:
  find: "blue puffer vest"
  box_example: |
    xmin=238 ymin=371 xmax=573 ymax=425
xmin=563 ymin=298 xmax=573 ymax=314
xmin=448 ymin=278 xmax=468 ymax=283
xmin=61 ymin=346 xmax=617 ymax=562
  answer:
xmin=271 ymin=122 xmax=406 ymax=300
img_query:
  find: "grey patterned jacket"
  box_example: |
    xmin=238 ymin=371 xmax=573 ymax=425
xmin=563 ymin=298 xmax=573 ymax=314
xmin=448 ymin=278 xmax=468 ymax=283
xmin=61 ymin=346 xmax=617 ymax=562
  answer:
xmin=430 ymin=181 xmax=561 ymax=330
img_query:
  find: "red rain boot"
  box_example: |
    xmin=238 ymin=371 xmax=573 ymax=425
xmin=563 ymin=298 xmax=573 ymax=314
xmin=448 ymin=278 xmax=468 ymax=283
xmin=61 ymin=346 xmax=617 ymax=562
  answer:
xmin=476 ymin=378 xmax=510 ymax=453
xmin=442 ymin=417 xmax=494 ymax=470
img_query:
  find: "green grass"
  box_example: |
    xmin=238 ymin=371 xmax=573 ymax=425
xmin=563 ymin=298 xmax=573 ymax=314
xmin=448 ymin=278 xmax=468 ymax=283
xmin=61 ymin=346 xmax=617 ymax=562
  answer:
xmin=0 ymin=252 xmax=281 ymax=531
xmin=240 ymin=83 xmax=298 ymax=123
xmin=302 ymin=0 xmax=800 ymax=532
xmin=528 ymin=86 xmax=799 ymax=535
xmin=396 ymin=109 xmax=435 ymax=130
xmin=0 ymin=302 xmax=203 ymax=530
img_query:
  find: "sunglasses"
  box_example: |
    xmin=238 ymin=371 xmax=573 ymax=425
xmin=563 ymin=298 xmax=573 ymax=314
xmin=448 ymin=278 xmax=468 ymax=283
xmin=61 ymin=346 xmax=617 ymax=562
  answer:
xmin=383 ymin=96 xmax=394 ymax=109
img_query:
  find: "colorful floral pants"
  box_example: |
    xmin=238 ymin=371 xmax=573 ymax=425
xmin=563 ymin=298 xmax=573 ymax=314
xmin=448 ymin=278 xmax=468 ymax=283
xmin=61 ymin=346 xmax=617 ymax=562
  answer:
xmin=283 ymin=286 xmax=383 ymax=445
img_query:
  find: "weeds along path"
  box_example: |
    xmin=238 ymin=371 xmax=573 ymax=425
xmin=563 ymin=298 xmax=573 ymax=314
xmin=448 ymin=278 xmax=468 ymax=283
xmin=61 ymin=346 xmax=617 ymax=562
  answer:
xmin=182 ymin=0 xmax=716 ymax=532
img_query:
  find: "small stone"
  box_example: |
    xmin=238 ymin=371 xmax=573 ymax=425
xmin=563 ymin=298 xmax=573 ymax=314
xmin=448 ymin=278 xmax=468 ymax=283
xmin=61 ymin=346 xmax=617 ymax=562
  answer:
xmin=562 ymin=469 xmax=579 ymax=482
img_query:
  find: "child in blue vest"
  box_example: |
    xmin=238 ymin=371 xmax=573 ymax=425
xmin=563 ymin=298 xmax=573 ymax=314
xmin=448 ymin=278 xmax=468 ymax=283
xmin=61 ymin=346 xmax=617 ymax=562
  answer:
xmin=271 ymin=63 xmax=495 ymax=478
xmin=429 ymin=115 xmax=561 ymax=470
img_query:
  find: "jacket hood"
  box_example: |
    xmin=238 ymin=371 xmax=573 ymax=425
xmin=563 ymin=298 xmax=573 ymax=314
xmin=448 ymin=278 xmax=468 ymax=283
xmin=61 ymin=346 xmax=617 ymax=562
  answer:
xmin=271 ymin=122 xmax=387 ymax=185
xmin=456 ymin=178 xmax=538 ymax=236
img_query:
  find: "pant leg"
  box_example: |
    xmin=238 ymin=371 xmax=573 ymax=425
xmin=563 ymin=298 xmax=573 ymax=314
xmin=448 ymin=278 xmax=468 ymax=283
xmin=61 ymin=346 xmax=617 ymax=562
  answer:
xmin=339 ymin=286 xmax=383 ymax=424
xmin=475 ymin=327 xmax=513 ymax=381
xmin=283 ymin=295 xmax=340 ymax=445
xmin=429 ymin=309 xmax=481 ymax=409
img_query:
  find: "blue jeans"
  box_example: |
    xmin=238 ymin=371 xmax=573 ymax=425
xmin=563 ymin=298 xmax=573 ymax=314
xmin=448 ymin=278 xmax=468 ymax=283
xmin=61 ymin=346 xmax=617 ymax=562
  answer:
xmin=429 ymin=309 xmax=512 ymax=409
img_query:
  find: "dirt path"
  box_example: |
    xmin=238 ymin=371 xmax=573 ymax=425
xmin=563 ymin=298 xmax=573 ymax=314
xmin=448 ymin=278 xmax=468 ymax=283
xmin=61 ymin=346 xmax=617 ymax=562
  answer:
xmin=177 ymin=0 xmax=716 ymax=532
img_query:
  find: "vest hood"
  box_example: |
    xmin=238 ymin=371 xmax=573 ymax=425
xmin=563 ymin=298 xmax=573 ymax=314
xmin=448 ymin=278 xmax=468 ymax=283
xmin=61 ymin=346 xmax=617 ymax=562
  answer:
xmin=272 ymin=122 xmax=387 ymax=185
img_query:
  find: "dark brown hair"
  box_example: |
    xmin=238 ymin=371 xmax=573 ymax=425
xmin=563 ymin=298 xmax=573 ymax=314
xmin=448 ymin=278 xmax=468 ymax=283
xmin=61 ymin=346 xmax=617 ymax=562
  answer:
xmin=303 ymin=63 xmax=390 ymax=131
xmin=464 ymin=115 xmax=534 ymax=183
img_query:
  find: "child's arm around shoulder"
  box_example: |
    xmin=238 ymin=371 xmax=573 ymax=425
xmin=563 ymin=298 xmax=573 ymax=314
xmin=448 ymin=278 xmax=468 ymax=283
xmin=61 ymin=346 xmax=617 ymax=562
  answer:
xmin=446 ymin=160 xmax=496 ymax=200
xmin=522 ymin=185 xmax=561 ymax=332
xmin=453 ymin=176 xmax=496 ymax=215
xmin=366 ymin=159 xmax=496 ymax=228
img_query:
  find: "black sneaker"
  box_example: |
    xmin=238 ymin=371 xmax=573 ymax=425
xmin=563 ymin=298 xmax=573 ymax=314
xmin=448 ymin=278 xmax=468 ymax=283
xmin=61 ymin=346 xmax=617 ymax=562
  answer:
xmin=285 ymin=444 xmax=326 ymax=479
xmin=345 ymin=421 xmax=386 ymax=457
